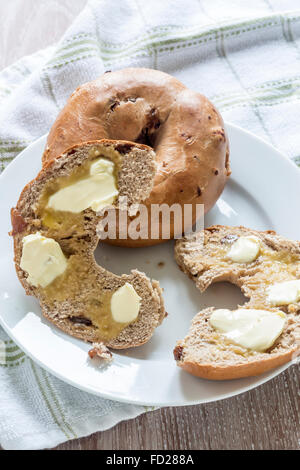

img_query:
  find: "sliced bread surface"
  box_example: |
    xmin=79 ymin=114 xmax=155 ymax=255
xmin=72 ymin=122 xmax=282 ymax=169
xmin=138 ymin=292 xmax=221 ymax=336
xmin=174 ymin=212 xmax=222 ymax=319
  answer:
xmin=174 ymin=225 xmax=300 ymax=379
xmin=174 ymin=307 xmax=299 ymax=380
xmin=11 ymin=140 xmax=166 ymax=349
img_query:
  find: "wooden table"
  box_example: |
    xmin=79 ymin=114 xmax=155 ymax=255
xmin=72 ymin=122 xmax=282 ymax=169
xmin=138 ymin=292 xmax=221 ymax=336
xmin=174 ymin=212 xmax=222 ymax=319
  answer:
xmin=1 ymin=0 xmax=299 ymax=451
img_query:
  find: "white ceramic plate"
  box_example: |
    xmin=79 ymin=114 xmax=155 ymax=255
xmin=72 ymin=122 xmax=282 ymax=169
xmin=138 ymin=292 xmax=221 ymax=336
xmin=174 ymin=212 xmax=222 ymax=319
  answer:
xmin=0 ymin=123 xmax=299 ymax=406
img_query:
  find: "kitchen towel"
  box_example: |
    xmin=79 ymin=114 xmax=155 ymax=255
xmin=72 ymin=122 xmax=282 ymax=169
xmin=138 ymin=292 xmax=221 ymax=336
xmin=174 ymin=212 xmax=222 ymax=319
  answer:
xmin=1 ymin=0 xmax=300 ymax=450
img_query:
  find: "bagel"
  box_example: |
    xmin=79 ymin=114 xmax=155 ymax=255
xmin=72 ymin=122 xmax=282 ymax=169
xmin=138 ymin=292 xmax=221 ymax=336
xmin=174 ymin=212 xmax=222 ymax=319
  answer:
xmin=11 ymin=140 xmax=166 ymax=348
xmin=174 ymin=225 xmax=300 ymax=379
xmin=43 ymin=68 xmax=230 ymax=247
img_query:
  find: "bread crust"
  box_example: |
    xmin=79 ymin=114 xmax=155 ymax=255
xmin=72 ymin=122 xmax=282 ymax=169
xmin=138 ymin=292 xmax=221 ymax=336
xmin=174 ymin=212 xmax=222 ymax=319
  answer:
xmin=11 ymin=140 xmax=166 ymax=348
xmin=174 ymin=226 xmax=300 ymax=379
xmin=177 ymin=351 xmax=296 ymax=380
xmin=43 ymin=68 xmax=230 ymax=247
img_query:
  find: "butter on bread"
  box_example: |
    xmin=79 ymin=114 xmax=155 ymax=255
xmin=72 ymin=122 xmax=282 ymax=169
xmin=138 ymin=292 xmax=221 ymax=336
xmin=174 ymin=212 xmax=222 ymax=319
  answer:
xmin=174 ymin=225 xmax=300 ymax=380
xmin=11 ymin=140 xmax=166 ymax=349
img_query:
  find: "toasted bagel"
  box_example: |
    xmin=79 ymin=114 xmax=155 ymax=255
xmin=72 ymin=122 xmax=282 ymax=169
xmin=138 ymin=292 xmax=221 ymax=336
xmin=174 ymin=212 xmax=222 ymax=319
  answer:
xmin=11 ymin=140 xmax=166 ymax=348
xmin=174 ymin=226 xmax=300 ymax=379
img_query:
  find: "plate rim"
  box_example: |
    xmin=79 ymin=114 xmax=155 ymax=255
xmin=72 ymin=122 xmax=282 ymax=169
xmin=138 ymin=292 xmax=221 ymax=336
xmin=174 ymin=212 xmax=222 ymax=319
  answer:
xmin=0 ymin=316 xmax=294 ymax=407
xmin=0 ymin=121 xmax=299 ymax=407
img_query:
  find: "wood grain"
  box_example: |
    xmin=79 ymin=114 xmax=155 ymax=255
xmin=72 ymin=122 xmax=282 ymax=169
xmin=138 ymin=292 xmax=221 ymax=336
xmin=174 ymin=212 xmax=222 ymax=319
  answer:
xmin=0 ymin=0 xmax=299 ymax=451
xmin=53 ymin=365 xmax=300 ymax=450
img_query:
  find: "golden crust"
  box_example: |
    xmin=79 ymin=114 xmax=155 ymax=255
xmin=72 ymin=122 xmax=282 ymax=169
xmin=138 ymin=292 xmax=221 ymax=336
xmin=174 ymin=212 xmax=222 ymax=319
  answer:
xmin=43 ymin=68 xmax=230 ymax=247
xmin=176 ymin=348 xmax=297 ymax=380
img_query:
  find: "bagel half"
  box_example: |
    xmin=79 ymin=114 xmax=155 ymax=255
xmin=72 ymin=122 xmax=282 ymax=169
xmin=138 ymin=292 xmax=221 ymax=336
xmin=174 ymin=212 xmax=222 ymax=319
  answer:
xmin=11 ymin=140 xmax=166 ymax=348
xmin=174 ymin=307 xmax=298 ymax=380
xmin=43 ymin=68 xmax=230 ymax=247
xmin=174 ymin=225 xmax=300 ymax=379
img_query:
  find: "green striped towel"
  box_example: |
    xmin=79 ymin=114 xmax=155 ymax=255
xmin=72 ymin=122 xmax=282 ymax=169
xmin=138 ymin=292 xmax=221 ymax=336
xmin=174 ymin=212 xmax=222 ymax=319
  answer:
xmin=1 ymin=0 xmax=300 ymax=450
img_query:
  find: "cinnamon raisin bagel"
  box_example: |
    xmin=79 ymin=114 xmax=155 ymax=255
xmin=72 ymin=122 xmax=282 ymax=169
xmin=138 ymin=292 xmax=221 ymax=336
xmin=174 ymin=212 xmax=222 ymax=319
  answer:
xmin=44 ymin=68 xmax=230 ymax=247
xmin=11 ymin=140 xmax=166 ymax=348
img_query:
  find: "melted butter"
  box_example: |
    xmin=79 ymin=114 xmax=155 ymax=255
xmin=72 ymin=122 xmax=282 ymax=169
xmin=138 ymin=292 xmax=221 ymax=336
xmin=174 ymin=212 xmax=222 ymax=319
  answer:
xmin=38 ymin=155 xmax=118 ymax=233
xmin=202 ymin=240 xmax=300 ymax=268
xmin=227 ymin=236 xmax=260 ymax=263
xmin=210 ymin=308 xmax=286 ymax=352
xmin=208 ymin=331 xmax=260 ymax=358
xmin=42 ymin=256 xmax=134 ymax=340
xmin=199 ymin=238 xmax=300 ymax=308
xmin=47 ymin=158 xmax=118 ymax=213
xmin=37 ymin=159 xmax=91 ymax=233
xmin=41 ymin=209 xmax=87 ymax=239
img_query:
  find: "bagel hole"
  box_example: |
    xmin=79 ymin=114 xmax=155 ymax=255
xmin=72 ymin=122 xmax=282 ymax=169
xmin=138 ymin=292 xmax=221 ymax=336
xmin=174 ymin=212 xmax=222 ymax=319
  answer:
xmin=200 ymin=281 xmax=248 ymax=311
xmin=135 ymin=108 xmax=161 ymax=149
xmin=136 ymin=128 xmax=157 ymax=148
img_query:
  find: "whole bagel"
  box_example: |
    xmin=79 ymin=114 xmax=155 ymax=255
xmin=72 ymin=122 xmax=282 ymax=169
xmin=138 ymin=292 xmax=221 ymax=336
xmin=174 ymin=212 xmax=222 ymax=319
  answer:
xmin=44 ymin=68 xmax=230 ymax=247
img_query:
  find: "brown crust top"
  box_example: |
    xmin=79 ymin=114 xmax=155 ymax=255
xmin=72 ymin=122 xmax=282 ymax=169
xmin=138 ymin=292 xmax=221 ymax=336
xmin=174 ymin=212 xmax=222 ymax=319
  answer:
xmin=174 ymin=225 xmax=300 ymax=379
xmin=43 ymin=68 xmax=230 ymax=247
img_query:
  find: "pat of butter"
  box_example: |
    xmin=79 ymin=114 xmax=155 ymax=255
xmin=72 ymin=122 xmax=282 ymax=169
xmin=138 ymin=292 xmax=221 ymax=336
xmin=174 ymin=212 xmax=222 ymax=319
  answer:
xmin=47 ymin=158 xmax=119 ymax=213
xmin=111 ymin=283 xmax=141 ymax=323
xmin=20 ymin=232 xmax=67 ymax=288
xmin=267 ymin=280 xmax=300 ymax=306
xmin=227 ymin=236 xmax=260 ymax=263
xmin=209 ymin=308 xmax=286 ymax=352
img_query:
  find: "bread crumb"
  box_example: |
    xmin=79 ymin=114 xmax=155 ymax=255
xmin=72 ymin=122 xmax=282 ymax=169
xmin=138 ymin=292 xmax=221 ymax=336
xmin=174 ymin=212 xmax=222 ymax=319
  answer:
xmin=88 ymin=342 xmax=113 ymax=363
xmin=157 ymin=261 xmax=165 ymax=268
